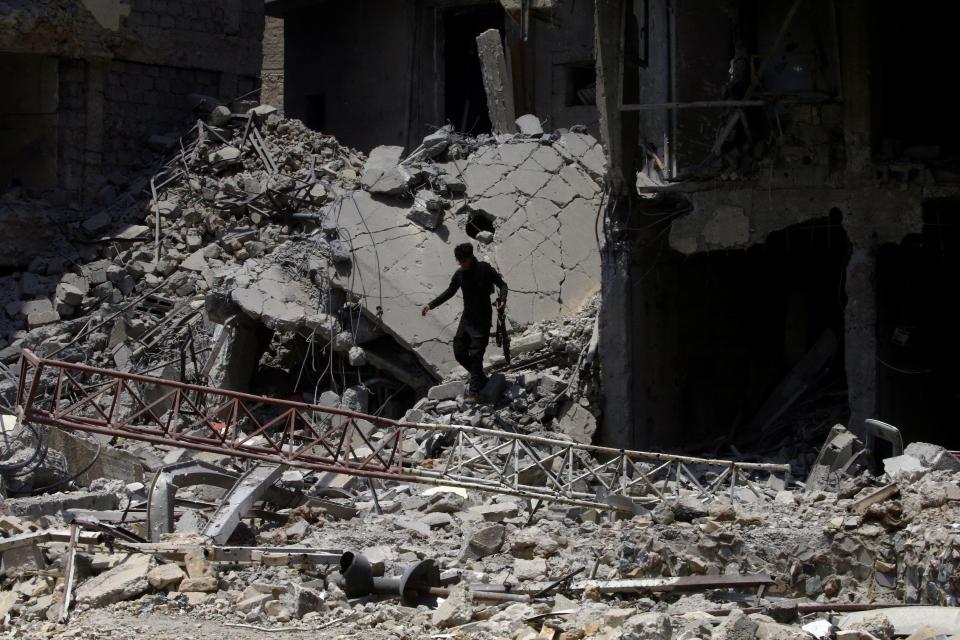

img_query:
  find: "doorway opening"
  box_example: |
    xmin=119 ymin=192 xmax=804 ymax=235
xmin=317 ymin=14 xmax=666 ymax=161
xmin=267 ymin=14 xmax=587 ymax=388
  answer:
xmin=442 ymin=3 xmax=504 ymax=135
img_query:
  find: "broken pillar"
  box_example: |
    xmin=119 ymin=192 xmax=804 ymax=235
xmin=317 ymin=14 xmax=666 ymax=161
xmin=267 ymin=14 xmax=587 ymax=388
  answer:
xmin=475 ymin=29 xmax=516 ymax=135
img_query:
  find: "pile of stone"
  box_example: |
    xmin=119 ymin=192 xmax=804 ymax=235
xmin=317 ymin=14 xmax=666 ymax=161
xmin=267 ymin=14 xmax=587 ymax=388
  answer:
xmin=2 ymin=432 xmax=959 ymax=638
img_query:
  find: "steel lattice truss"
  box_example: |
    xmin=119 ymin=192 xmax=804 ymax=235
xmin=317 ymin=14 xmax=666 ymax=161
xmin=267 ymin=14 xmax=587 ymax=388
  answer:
xmin=15 ymin=350 xmax=790 ymax=511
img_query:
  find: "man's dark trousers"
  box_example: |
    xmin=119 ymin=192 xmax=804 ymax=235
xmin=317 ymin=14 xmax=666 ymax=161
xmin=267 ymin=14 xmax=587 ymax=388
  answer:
xmin=453 ymin=320 xmax=488 ymax=393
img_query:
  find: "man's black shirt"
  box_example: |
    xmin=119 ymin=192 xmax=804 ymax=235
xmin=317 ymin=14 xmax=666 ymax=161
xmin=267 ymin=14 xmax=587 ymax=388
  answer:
xmin=429 ymin=260 xmax=508 ymax=331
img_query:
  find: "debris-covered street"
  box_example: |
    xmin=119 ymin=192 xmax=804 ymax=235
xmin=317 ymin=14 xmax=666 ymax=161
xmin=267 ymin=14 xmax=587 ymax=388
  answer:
xmin=2 ymin=1 xmax=960 ymax=639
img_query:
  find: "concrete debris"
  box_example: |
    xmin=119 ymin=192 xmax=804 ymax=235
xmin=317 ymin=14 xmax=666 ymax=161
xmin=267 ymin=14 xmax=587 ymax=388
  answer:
xmin=74 ymin=553 xmax=154 ymax=607
xmin=361 ymin=145 xmax=411 ymax=195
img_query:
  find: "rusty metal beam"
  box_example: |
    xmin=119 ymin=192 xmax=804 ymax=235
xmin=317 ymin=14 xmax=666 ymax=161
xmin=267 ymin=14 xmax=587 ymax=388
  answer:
xmin=15 ymin=350 xmax=790 ymax=512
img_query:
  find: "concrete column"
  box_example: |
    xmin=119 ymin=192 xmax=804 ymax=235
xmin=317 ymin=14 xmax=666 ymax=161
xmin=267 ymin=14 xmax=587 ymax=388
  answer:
xmin=844 ymin=244 xmax=877 ymax=438
xmin=594 ymin=0 xmax=627 ymax=192
xmin=475 ymin=29 xmax=517 ymax=134
xmin=598 ymin=241 xmax=635 ymax=449
xmin=839 ymin=0 xmax=872 ymax=182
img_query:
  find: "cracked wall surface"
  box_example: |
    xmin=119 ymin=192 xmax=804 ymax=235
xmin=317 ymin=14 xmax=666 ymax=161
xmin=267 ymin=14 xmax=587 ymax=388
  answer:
xmin=216 ymin=131 xmax=605 ymax=380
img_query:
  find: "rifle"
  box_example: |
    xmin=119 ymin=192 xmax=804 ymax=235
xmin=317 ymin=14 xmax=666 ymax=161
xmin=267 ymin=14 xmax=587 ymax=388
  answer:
xmin=495 ymin=307 xmax=510 ymax=365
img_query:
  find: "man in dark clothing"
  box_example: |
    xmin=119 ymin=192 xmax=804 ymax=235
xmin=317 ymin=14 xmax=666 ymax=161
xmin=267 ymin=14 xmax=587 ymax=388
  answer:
xmin=421 ymin=243 xmax=508 ymax=401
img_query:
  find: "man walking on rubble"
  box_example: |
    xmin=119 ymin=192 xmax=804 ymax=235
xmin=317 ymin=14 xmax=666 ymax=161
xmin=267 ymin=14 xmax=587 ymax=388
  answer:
xmin=421 ymin=242 xmax=508 ymax=402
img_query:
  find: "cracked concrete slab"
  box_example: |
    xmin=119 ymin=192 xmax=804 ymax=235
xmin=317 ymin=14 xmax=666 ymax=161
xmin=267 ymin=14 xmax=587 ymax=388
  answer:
xmin=213 ymin=131 xmax=604 ymax=379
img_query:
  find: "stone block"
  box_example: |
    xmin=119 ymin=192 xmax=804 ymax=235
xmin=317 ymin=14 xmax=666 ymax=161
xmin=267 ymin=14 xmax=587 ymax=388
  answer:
xmin=360 ymin=146 xmax=410 ymax=195
xmin=469 ymin=502 xmax=519 ymax=522
xmin=903 ymin=442 xmax=960 ymax=472
xmin=407 ymin=204 xmax=443 ymax=230
xmin=428 ymin=381 xmax=465 ymax=401
xmin=460 ymin=524 xmax=505 ymax=561
xmin=515 ymin=114 xmax=544 ymax=135
xmin=147 ymin=563 xmax=185 ymax=589
xmin=75 ymin=553 xmax=153 ymax=607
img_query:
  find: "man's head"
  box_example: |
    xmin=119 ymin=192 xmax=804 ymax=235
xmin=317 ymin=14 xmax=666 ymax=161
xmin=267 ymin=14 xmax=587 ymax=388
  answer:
xmin=454 ymin=242 xmax=475 ymax=268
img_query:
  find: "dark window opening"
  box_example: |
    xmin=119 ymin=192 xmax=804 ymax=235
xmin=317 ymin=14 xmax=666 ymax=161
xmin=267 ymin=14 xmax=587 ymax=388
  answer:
xmin=465 ymin=211 xmax=495 ymax=238
xmin=565 ymin=62 xmax=597 ymax=107
xmin=443 ymin=4 xmax=505 ymax=134
xmin=876 ymin=201 xmax=960 ymax=448
xmin=875 ymin=1 xmax=960 ymax=155
xmin=304 ymin=94 xmax=326 ymax=132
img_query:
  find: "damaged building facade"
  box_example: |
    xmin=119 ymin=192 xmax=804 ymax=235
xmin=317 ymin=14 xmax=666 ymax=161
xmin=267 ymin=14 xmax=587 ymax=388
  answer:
xmin=0 ymin=0 xmax=264 ymax=265
xmin=593 ymin=0 xmax=960 ymax=452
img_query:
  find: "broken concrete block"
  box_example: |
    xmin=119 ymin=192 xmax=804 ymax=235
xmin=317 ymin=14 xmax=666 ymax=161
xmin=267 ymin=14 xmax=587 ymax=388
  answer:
xmin=512 ymin=332 xmax=546 ymax=354
xmin=428 ymin=381 xmax=465 ymax=401
xmin=539 ymin=373 xmax=566 ymax=395
xmin=460 ymin=524 xmax=505 ymax=561
xmin=237 ymin=592 xmax=272 ymax=613
xmin=360 ymin=146 xmax=410 ymax=195
xmin=440 ymin=173 xmax=466 ymax=194
xmin=407 ymin=200 xmax=444 ymax=230
xmin=515 ymin=114 xmax=544 ymax=136
xmin=25 ymin=300 xmax=59 ymax=329
xmin=75 ymin=553 xmax=153 ymax=607
xmin=55 ymin=282 xmax=84 ymax=306
xmin=902 ymin=442 xmax=960 ymax=473
xmin=436 ymin=400 xmax=459 ymax=414
xmin=712 ymin=610 xmax=759 ymax=640
xmin=147 ymin=563 xmax=185 ymax=589
xmin=422 ymin=126 xmax=453 ymax=159
xmin=513 ymin=557 xmax=546 ymax=580
xmin=209 ymin=105 xmax=232 ymax=126
xmin=623 ymin=613 xmax=673 ymax=640
xmin=556 ymin=401 xmax=597 ymax=444
xmin=179 ymin=576 xmax=220 ymax=592
xmin=883 ymin=455 xmax=928 ymax=481
xmin=209 ymin=146 xmax=241 ymax=164
xmin=432 ymin=583 xmax=472 ymax=628
xmin=248 ymin=104 xmax=278 ymax=118
xmin=469 ymin=502 xmax=519 ymax=521
xmin=475 ymin=230 xmax=493 ymax=244
xmin=806 ymin=425 xmax=862 ymax=492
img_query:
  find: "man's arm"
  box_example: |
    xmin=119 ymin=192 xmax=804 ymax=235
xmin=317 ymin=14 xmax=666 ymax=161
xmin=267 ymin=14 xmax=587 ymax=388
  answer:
xmin=422 ymin=272 xmax=459 ymax=315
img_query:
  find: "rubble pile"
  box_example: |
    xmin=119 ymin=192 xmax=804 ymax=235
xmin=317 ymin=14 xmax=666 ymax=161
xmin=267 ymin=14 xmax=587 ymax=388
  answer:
xmin=0 ymin=103 xmax=604 ymax=418
xmin=0 ymin=424 xmax=958 ymax=638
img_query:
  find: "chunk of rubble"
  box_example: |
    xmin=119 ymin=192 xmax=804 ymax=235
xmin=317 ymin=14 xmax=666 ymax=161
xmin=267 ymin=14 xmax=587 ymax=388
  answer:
xmin=361 ymin=145 xmax=411 ymax=195
xmin=75 ymin=553 xmax=153 ymax=607
xmin=515 ymin=114 xmax=544 ymax=135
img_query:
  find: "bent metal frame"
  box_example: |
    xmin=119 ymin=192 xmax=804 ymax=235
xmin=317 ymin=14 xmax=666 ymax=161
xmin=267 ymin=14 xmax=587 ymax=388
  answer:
xmin=15 ymin=350 xmax=789 ymax=512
